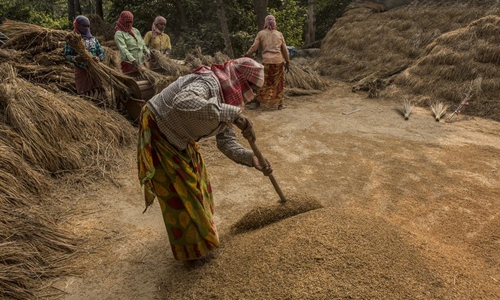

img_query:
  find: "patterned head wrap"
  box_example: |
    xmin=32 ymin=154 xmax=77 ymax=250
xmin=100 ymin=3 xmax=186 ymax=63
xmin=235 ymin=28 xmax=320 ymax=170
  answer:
xmin=194 ymin=58 xmax=264 ymax=108
xmin=74 ymin=15 xmax=92 ymax=39
xmin=264 ymin=14 xmax=277 ymax=30
xmin=115 ymin=11 xmax=136 ymax=39
xmin=152 ymin=16 xmax=167 ymax=38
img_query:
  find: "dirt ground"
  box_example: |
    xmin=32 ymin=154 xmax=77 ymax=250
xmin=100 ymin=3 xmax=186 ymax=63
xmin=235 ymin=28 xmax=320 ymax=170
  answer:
xmin=52 ymin=80 xmax=500 ymax=299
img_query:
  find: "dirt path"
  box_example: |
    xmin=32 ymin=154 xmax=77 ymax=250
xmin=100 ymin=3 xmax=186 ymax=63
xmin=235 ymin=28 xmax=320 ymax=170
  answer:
xmin=53 ymin=81 xmax=500 ymax=299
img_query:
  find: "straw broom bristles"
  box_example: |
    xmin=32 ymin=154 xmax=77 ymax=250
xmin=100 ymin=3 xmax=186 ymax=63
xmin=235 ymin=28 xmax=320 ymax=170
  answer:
xmin=430 ymin=101 xmax=449 ymax=122
xmin=398 ymin=98 xmax=413 ymax=120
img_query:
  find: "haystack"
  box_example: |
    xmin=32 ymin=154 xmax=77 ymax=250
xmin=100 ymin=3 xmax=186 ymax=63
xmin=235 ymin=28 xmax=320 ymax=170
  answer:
xmin=314 ymin=0 xmax=500 ymax=113
xmin=0 ymin=62 xmax=136 ymax=298
xmin=0 ymin=63 xmax=134 ymax=176
xmin=388 ymin=15 xmax=500 ymax=121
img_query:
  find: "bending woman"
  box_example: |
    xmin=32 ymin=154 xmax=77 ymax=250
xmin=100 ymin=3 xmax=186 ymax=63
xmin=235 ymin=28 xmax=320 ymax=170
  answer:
xmin=137 ymin=57 xmax=272 ymax=267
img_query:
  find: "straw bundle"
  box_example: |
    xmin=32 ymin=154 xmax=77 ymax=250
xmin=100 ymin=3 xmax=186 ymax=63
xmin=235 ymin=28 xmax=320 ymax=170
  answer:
xmin=150 ymin=50 xmax=191 ymax=77
xmin=285 ymin=62 xmax=329 ymax=92
xmin=0 ymin=20 xmax=67 ymax=55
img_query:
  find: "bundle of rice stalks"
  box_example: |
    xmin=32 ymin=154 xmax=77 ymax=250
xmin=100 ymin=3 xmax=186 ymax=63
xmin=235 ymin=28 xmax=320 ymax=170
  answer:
xmin=12 ymin=63 xmax=75 ymax=93
xmin=0 ymin=63 xmax=135 ymax=178
xmin=65 ymin=32 xmax=133 ymax=98
xmin=136 ymin=64 xmax=170 ymax=87
xmin=285 ymin=62 xmax=329 ymax=92
xmin=0 ymin=143 xmax=78 ymax=300
xmin=0 ymin=20 xmax=68 ymax=55
xmin=101 ymin=46 xmax=121 ymax=70
xmin=150 ymin=50 xmax=190 ymax=77
xmin=398 ymin=98 xmax=413 ymax=120
xmin=185 ymin=46 xmax=216 ymax=69
xmin=430 ymin=101 xmax=449 ymax=122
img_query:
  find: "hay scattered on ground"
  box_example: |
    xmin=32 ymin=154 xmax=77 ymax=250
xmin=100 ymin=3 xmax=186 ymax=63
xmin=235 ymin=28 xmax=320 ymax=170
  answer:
xmin=230 ymin=193 xmax=324 ymax=234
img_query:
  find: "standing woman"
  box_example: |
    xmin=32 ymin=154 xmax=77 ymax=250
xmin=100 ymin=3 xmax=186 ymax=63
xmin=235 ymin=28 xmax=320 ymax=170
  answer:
xmin=143 ymin=16 xmax=172 ymax=55
xmin=114 ymin=11 xmax=150 ymax=73
xmin=143 ymin=16 xmax=172 ymax=70
xmin=245 ymin=14 xmax=290 ymax=110
xmin=63 ymin=15 xmax=106 ymax=101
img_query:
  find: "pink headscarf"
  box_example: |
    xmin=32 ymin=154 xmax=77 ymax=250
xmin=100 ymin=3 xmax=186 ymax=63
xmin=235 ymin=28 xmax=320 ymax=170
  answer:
xmin=115 ymin=11 xmax=136 ymax=39
xmin=264 ymin=15 xmax=277 ymax=30
xmin=152 ymin=16 xmax=167 ymax=38
xmin=194 ymin=58 xmax=264 ymax=108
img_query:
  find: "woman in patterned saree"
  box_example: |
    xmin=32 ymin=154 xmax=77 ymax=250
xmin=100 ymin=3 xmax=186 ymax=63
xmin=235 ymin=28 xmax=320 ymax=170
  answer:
xmin=137 ymin=57 xmax=272 ymax=267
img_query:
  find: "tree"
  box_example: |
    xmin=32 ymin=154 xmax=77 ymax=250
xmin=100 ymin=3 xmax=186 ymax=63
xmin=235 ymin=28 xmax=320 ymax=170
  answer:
xmin=305 ymin=0 xmax=316 ymax=46
xmin=214 ymin=0 xmax=234 ymax=58
xmin=96 ymin=0 xmax=103 ymax=18
xmin=171 ymin=0 xmax=188 ymax=31
xmin=253 ymin=0 xmax=267 ymax=30
xmin=67 ymin=0 xmax=75 ymax=23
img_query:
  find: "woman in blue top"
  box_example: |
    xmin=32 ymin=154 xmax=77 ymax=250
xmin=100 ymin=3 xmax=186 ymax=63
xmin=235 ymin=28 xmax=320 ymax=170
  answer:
xmin=63 ymin=15 xmax=106 ymax=100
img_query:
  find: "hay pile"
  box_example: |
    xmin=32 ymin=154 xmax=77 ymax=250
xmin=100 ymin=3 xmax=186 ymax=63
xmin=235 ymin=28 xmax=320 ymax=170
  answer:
xmin=314 ymin=0 xmax=500 ymax=120
xmin=389 ymin=15 xmax=500 ymax=120
xmin=0 ymin=60 xmax=135 ymax=298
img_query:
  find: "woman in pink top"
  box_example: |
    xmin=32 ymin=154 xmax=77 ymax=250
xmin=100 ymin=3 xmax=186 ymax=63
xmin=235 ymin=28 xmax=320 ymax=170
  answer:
xmin=245 ymin=14 xmax=290 ymax=110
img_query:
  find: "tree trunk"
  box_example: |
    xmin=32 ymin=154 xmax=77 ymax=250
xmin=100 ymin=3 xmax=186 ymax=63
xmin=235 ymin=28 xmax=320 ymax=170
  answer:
xmin=305 ymin=0 xmax=316 ymax=47
xmin=171 ymin=0 xmax=188 ymax=31
xmin=253 ymin=0 xmax=267 ymax=30
xmin=96 ymin=0 xmax=103 ymax=18
xmin=214 ymin=0 xmax=234 ymax=58
xmin=74 ymin=0 xmax=82 ymax=16
xmin=68 ymin=0 xmax=75 ymax=23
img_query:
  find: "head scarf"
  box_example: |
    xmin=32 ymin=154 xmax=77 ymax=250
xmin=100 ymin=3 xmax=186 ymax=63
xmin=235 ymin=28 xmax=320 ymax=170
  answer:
xmin=115 ymin=11 xmax=136 ymax=39
xmin=264 ymin=14 xmax=277 ymax=30
xmin=194 ymin=58 xmax=264 ymax=108
xmin=152 ymin=16 xmax=167 ymax=38
xmin=73 ymin=15 xmax=92 ymax=39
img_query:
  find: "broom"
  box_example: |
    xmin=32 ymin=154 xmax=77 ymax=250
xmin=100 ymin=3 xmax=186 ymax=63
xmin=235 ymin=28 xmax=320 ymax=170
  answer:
xmin=398 ymin=98 xmax=413 ymax=120
xmin=430 ymin=101 xmax=449 ymax=122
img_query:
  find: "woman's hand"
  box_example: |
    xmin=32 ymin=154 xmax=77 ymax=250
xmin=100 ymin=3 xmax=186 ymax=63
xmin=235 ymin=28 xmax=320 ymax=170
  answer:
xmin=253 ymin=156 xmax=273 ymax=176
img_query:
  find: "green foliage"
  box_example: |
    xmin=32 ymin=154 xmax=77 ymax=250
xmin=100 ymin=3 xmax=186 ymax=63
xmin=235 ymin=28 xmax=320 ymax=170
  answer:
xmin=269 ymin=0 xmax=307 ymax=47
xmin=0 ymin=0 xmax=69 ymax=29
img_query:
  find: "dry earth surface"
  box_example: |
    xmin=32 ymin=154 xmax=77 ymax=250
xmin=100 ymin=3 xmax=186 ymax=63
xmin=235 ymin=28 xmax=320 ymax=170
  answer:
xmin=53 ymin=81 xmax=500 ymax=299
